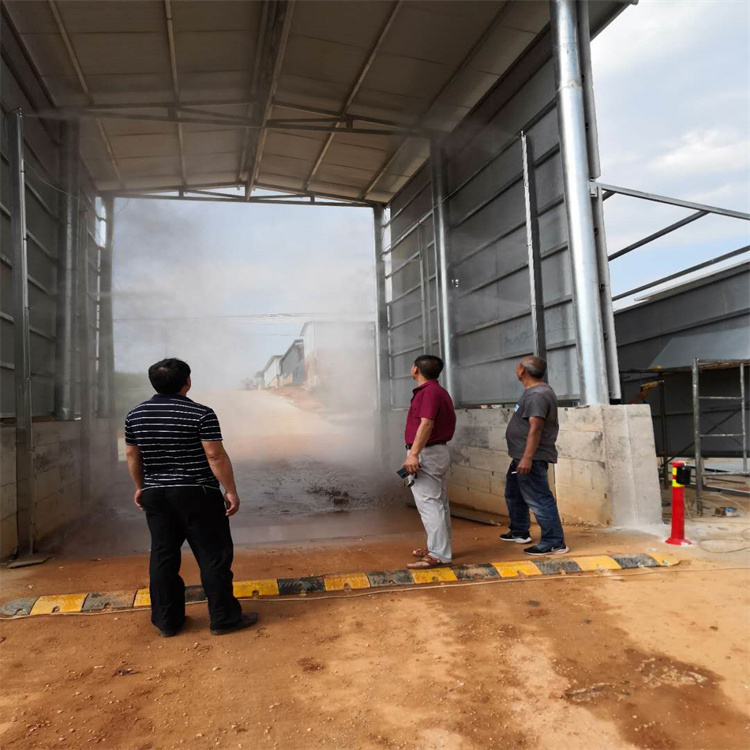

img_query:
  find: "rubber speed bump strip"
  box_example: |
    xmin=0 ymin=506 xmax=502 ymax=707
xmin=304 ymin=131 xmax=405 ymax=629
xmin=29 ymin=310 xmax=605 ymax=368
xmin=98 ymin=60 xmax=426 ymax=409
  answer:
xmin=0 ymin=553 xmax=678 ymax=619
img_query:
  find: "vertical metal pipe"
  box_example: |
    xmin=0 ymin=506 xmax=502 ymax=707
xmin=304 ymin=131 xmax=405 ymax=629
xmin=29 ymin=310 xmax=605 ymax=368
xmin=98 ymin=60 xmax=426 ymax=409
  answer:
xmin=521 ymin=132 xmax=546 ymax=361
xmin=417 ymin=224 xmax=429 ymax=354
xmin=372 ymin=205 xmax=390 ymax=412
xmin=78 ymin=209 xmax=92 ymax=507
xmin=9 ymin=111 xmax=35 ymax=555
xmin=741 ymin=362 xmax=747 ymax=474
xmin=54 ymin=120 xmax=80 ymax=420
xmin=423 ymin=224 xmax=434 ymax=353
xmin=658 ymin=373 xmax=670 ymax=487
xmin=430 ymin=138 xmax=457 ymax=400
xmin=550 ymin=0 xmax=608 ymax=405
xmin=432 ymin=237 xmax=442 ymax=355
xmin=576 ymin=0 xmax=601 ymax=179
xmin=692 ymin=358 xmax=703 ymax=514
xmin=592 ymin=183 xmax=621 ymax=400
xmin=97 ymin=196 xmax=116 ymax=418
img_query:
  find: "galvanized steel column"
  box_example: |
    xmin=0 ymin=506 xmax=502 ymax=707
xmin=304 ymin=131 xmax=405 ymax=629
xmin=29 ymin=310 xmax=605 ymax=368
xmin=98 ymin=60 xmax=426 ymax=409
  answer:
xmin=9 ymin=111 xmax=35 ymax=555
xmin=521 ymin=132 xmax=546 ymax=361
xmin=77 ymin=208 xmax=92 ymax=506
xmin=691 ymin=359 xmax=703 ymax=514
xmin=54 ymin=120 xmax=80 ymax=421
xmin=97 ymin=196 xmax=116 ymax=418
xmin=430 ymin=139 xmax=457 ymax=400
xmin=550 ymin=0 xmax=608 ymax=405
xmin=372 ymin=205 xmax=390 ymax=412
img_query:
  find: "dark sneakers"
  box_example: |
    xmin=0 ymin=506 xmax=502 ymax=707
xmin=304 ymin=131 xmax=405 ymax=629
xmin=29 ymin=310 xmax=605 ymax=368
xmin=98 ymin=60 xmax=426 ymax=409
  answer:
xmin=500 ymin=532 xmax=533 ymax=544
xmin=211 ymin=612 xmax=259 ymax=636
xmin=523 ymin=544 xmax=569 ymax=556
xmin=159 ymin=617 xmax=188 ymax=638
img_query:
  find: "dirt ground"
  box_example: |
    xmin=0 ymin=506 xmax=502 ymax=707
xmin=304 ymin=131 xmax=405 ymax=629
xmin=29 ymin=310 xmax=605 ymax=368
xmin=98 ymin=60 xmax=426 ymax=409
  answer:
xmin=1 ymin=519 xmax=749 ymax=750
xmin=2 ymin=391 xmax=749 ymax=750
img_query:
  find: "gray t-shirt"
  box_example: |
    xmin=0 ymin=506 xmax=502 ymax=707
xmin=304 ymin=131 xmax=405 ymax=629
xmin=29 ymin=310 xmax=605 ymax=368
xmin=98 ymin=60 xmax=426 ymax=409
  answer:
xmin=505 ymin=384 xmax=559 ymax=462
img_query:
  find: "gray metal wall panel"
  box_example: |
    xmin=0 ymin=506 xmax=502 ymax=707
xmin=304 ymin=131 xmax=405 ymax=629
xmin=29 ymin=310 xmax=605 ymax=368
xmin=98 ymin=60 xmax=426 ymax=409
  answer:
xmin=383 ymin=3 xmax=630 ymax=407
xmin=443 ymin=48 xmax=576 ymax=404
xmin=0 ymin=27 xmax=102 ymax=418
xmin=616 ymin=264 xmax=749 ymax=459
xmin=389 ymin=168 xmax=431 ymax=241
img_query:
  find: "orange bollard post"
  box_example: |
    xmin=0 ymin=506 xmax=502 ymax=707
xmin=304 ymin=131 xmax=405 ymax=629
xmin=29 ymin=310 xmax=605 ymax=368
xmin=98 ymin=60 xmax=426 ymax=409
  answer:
xmin=665 ymin=461 xmax=691 ymax=546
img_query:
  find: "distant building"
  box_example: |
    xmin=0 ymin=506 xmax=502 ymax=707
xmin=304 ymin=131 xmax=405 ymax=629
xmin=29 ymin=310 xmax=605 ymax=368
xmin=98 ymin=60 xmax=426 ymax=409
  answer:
xmin=261 ymin=355 xmax=282 ymax=390
xmin=301 ymin=321 xmax=376 ymax=410
xmin=280 ymin=339 xmax=305 ymax=386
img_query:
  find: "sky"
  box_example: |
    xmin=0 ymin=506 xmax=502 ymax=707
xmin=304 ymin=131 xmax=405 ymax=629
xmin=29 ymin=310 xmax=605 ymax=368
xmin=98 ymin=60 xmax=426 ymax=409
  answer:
xmin=112 ymin=0 xmax=750 ymax=387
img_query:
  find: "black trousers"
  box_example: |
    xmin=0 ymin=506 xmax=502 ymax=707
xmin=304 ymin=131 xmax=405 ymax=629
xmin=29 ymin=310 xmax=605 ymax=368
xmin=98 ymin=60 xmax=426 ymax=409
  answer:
xmin=140 ymin=485 xmax=242 ymax=631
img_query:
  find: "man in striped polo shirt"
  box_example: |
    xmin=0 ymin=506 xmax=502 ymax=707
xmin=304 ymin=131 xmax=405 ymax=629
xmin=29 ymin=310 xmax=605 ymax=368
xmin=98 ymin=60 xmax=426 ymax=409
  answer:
xmin=125 ymin=358 xmax=257 ymax=637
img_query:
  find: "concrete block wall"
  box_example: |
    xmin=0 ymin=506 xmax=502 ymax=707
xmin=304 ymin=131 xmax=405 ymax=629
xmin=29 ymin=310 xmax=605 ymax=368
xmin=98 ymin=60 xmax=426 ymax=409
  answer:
xmin=0 ymin=418 xmax=116 ymax=557
xmin=1 ymin=425 xmax=18 ymax=557
xmin=382 ymin=404 xmax=662 ymax=528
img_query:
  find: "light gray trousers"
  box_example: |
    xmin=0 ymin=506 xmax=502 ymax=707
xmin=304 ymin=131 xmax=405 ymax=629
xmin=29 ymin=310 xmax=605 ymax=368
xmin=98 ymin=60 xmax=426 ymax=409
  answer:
xmin=409 ymin=444 xmax=452 ymax=563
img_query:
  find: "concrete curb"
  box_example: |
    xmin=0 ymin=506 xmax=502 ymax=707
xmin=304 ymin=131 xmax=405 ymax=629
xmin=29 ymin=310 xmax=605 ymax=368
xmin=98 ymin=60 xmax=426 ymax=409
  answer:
xmin=0 ymin=553 xmax=679 ymax=619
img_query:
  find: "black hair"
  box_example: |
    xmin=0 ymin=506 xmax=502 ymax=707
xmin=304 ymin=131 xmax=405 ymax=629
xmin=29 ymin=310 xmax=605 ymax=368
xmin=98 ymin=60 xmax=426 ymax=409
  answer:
xmin=148 ymin=358 xmax=191 ymax=395
xmin=519 ymin=355 xmax=547 ymax=379
xmin=414 ymin=354 xmax=444 ymax=380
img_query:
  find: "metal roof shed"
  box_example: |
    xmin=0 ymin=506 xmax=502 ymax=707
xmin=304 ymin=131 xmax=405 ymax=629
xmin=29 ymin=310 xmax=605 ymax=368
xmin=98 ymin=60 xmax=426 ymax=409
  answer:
xmin=3 ymin=0 xmax=641 ymax=554
xmin=4 ymin=0 xmax=625 ymax=204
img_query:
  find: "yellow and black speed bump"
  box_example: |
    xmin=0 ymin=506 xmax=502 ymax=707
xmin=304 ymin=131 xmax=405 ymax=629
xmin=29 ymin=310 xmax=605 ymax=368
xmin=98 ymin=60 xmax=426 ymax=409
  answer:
xmin=0 ymin=552 xmax=678 ymax=619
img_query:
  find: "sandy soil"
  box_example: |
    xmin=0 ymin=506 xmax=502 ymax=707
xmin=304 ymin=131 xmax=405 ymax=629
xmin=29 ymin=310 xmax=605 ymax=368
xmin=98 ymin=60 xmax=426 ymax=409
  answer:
xmin=1 ymin=520 xmax=749 ymax=750
xmin=2 ymin=391 xmax=749 ymax=749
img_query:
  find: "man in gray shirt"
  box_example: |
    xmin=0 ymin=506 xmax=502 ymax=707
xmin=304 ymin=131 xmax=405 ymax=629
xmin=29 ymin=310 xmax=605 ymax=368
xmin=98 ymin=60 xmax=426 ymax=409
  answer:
xmin=502 ymin=356 xmax=568 ymax=556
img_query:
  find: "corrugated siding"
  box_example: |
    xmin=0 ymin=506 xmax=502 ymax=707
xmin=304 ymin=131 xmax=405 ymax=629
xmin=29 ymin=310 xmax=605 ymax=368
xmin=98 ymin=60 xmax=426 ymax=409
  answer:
xmin=385 ymin=31 xmax=578 ymax=408
xmin=1 ymin=15 xmax=102 ymax=418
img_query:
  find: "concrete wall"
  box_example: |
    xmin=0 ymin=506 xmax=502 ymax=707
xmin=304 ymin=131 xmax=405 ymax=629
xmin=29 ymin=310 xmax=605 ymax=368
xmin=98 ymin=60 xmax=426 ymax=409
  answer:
xmin=381 ymin=404 xmax=661 ymax=528
xmin=0 ymin=418 xmax=116 ymax=558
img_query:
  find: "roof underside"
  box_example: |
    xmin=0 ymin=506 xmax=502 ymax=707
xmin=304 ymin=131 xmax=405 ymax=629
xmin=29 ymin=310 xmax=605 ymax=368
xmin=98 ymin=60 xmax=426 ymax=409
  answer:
xmin=6 ymin=0 xmax=593 ymax=203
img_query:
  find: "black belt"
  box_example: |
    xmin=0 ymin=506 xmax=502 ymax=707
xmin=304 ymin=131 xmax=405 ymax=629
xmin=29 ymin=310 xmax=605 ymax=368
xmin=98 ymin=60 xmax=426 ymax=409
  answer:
xmin=405 ymin=441 xmax=447 ymax=449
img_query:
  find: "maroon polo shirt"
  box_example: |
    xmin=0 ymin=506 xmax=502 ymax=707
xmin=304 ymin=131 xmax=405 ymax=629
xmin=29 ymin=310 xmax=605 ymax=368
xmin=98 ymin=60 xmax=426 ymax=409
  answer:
xmin=405 ymin=379 xmax=456 ymax=446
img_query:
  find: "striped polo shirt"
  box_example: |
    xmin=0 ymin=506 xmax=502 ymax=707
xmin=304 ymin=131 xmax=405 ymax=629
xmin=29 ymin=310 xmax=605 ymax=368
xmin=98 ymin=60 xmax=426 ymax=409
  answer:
xmin=124 ymin=394 xmax=223 ymax=489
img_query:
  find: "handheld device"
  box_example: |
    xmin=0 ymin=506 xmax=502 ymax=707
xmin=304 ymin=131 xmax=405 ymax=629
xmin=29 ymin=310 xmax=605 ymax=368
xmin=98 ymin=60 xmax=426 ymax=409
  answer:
xmin=397 ymin=465 xmax=419 ymax=487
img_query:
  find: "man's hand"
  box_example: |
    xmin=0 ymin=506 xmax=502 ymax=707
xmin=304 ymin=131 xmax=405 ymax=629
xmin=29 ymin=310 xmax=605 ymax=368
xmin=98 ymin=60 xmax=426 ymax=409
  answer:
xmin=517 ymin=456 xmax=533 ymax=475
xmin=224 ymin=491 xmax=241 ymax=517
xmin=134 ymin=488 xmax=144 ymax=510
xmin=403 ymin=452 xmax=420 ymax=474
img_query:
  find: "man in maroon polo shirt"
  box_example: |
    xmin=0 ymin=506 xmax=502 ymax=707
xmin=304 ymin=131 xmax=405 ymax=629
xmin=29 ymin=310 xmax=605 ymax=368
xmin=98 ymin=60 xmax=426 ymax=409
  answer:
xmin=402 ymin=355 xmax=456 ymax=569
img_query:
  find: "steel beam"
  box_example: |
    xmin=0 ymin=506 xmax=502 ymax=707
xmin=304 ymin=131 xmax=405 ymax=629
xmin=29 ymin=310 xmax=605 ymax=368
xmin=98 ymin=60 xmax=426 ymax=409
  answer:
xmin=612 ymin=245 xmax=750 ymax=302
xmin=304 ymin=1 xmax=402 ymax=190
xmin=9 ymin=111 xmax=35 ymax=555
xmin=362 ymin=1 xmax=512 ymax=198
xmin=550 ymin=0 xmax=608 ymax=405
xmin=742 ymin=363 xmax=748 ymax=474
xmin=110 ymin=180 xmax=375 ymax=206
xmin=609 ymin=210 xmax=709 ymax=261
xmin=430 ymin=139 xmax=457 ymax=400
xmin=54 ymin=120 xmax=80 ymax=421
xmin=97 ymin=196 xmax=116 ymax=419
xmin=592 ymin=183 xmax=621 ymax=400
xmin=120 ymin=193 xmax=369 ymax=207
xmin=48 ymin=0 xmax=123 ymax=188
xmin=164 ymin=0 xmax=187 ymax=188
xmin=241 ymin=0 xmax=295 ymax=196
xmin=597 ymin=182 xmax=750 ymax=222
xmin=692 ymin=358 xmax=703 ymax=514
xmin=30 ymin=108 xmax=417 ymax=136
xmin=521 ymin=133 xmax=546 ymax=361
xmin=373 ymin=205 xmax=391 ymax=412
xmin=77 ymin=208 xmax=92 ymax=507
xmin=576 ymin=0 xmax=600 ymax=179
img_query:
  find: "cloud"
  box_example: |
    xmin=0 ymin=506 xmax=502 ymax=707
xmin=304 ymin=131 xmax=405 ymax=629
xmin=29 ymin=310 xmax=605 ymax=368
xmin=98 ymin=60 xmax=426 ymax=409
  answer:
xmin=648 ymin=128 xmax=750 ymax=179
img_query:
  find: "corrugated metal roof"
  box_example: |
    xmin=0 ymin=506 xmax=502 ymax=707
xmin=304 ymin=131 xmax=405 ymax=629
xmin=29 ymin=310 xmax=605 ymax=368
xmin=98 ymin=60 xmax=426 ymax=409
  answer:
xmin=3 ymin=0 xmax=611 ymax=203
